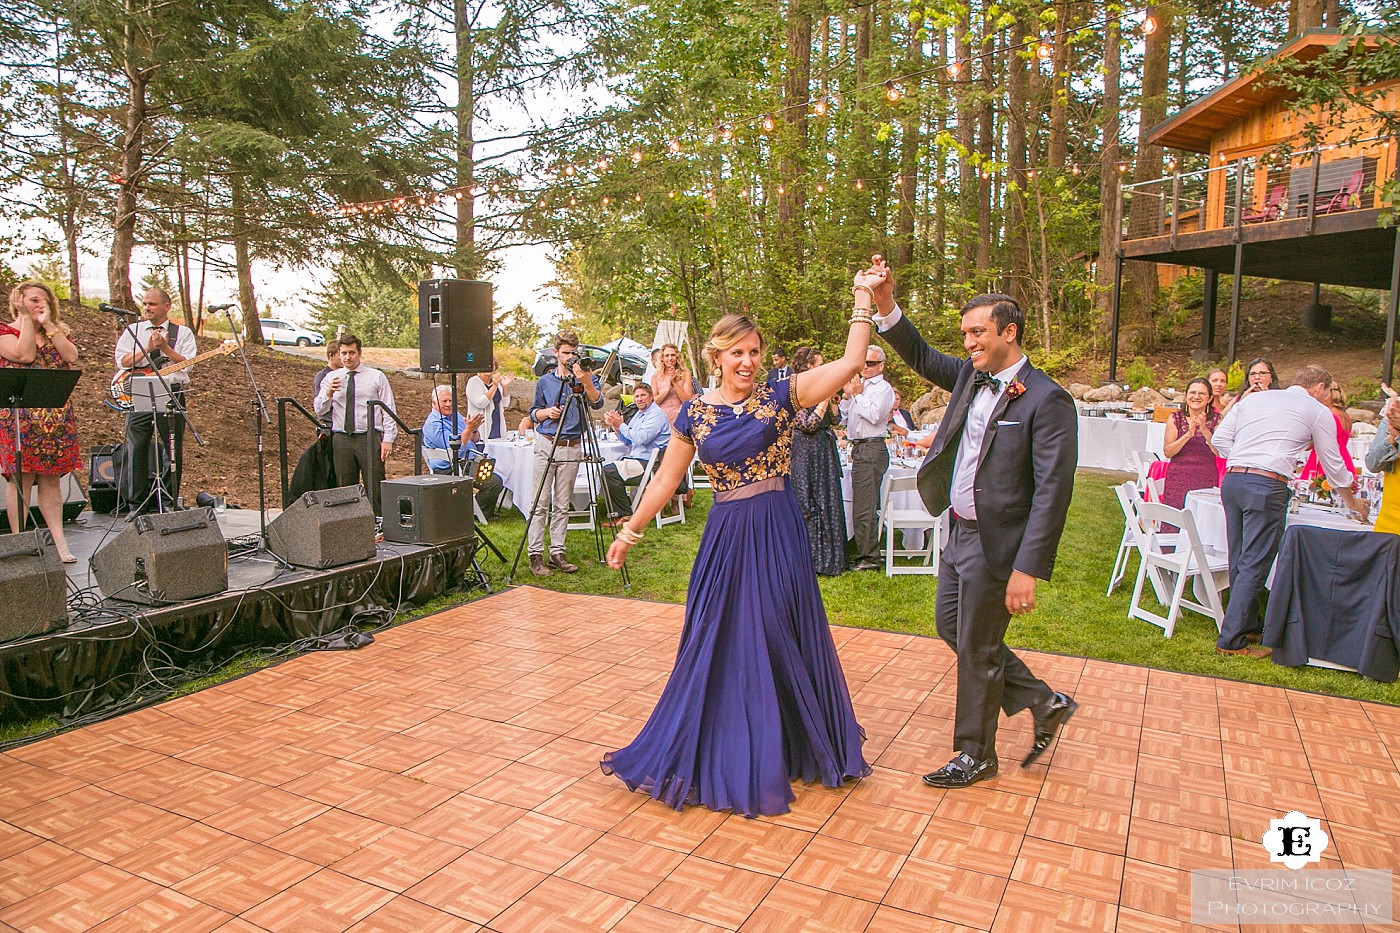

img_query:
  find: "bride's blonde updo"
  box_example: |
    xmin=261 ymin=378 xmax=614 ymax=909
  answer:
xmin=702 ymin=313 xmax=767 ymax=376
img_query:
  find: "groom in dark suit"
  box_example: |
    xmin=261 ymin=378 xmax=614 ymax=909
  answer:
xmin=866 ymin=259 xmax=1079 ymax=788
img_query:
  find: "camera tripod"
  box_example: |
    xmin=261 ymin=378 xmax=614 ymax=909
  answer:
xmin=506 ymin=370 xmax=629 ymax=587
xmin=437 ymin=379 xmax=507 ymax=592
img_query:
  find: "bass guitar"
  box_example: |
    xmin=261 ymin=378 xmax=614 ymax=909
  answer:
xmin=108 ymin=341 xmax=238 ymax=411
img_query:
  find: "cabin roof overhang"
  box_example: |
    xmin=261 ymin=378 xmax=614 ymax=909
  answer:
xmin=1145 ymin=31 xmax=1379 ymax=154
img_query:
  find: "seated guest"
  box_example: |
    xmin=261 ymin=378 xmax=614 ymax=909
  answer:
xmin=1367 ymin=391 xmax=1399 ymax=535
xmin=312 ymin=338 xmax=341 ymax=400
xmin=420 ymin=385 xmax=505 ymax=519
xmin=888 ymin=390 xmax=916 ymax=436
xmin=599 ymin=383 xmax=670 ymax=524
xmin=1236 ymin=356 xmax=1279 ymax=404
xmin=1301 ymin=381 xmax=1356 ymax=481
xmin=1161 ymin=378 xmax=1220 ymax=508
xmin=466 ymin=364 xmax=512 ymax=440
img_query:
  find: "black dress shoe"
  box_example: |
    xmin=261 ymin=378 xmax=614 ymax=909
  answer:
xmin=1022 ymin=692 xmax=1079 ymax=768
xmin=851 ymin=560 xmax=881 ymax=572
xmin=923 ymin=752 xmax=998 ymax=788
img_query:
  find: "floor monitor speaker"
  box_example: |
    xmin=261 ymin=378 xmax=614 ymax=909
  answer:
xmin=89 ymin=445 xmax=120 ymax=514
xmin=267 ymin=484 xmax=377 ymax=569
xmin=418 ymin=279 xmax=493 ymax=374
xmin=91 ymin=508 xmax=228 ymax=604
xmin=382 ymin=475 xmax=475 ymax=546
xmin=0 ymin=530 xmax=67 ymax=641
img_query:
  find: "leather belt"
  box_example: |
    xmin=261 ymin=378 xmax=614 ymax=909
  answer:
xmin=952 ymin=511 xmax=979 ymax=531
xmin=850 ymin=437 xmax=885 ymax=445
xmin=1226 ymin=466 xmax=1289 ymax=484
xmin=548 ymin=437 xmax=581 ymax=447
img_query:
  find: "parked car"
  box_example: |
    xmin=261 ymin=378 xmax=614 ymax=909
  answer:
xmin=259 ymin=319 xmax=325 ymax=347
xmin=532 ymin=344 xmax=647 ymax=379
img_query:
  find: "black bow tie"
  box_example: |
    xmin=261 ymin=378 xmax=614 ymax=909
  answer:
xmin=973 ymin=370 xmax=1001 ymax=393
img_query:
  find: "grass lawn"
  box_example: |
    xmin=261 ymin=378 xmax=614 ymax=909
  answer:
xmin=477 ymin=471 xmax=1400 ymax=707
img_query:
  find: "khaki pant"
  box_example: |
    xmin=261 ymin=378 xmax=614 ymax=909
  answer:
xmin=527 ymin=435 xmax=583 ymax=556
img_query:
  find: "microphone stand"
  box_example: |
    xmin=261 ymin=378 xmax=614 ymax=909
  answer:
xmin=220 ymin=307 xmax=273 ymax=544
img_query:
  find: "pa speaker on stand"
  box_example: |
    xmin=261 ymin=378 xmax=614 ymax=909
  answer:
xmin=418 ymin=279 xmax=493 ymax=374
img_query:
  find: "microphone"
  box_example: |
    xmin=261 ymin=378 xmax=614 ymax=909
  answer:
xmin=97 ymin=303 xmax=135 ymax=316
xmin=207 ymin=303 xmax=235 ymax=312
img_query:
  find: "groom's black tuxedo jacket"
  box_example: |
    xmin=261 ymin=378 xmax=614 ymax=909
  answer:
xmin=880 ymin=314 xmax=1078 ymax=581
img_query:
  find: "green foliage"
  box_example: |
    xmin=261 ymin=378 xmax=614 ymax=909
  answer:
xmin=495 ymin=303 xmax=542 ymax=350
xmin=1226 ymin=359 xmax=1246 ymax=391
xmin=1121 ymin=356 xmax=1157 ymax=390
xmin=307 ymin=257 xmax=421 ymax=347
xmin=25 ymin=255 xmax=69 ymax=299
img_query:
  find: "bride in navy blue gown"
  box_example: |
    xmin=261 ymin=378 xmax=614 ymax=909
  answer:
xmin=602 ymin=296 xmax=878 ymax=817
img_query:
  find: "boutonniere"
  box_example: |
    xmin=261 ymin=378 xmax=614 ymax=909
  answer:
xmin=1004 ymin=380 xmax=1026 ymax=400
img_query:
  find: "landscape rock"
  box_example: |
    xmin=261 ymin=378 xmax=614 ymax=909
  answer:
xmin=1130 ymin=387 xmax=1168 ymax=407
xmin=1347 ymin=407 xmax=1378 ymax=426
xmin=1083 ymin=384 xmax=1126 ymax=403
xmin=1067 ymin=382 xmax=1091 ymax=400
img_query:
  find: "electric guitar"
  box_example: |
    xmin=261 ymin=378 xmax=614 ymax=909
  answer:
xmin=108 ymin=341 xmax=238 ymax=410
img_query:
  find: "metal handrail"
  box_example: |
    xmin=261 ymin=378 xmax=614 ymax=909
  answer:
xmin=1122 ymin=132 xmax=1396 ymax=193
xmin=368 ymin=400 xmax=424 ymax=479
xmin=277 ymin=396 xmax=327 ymax=507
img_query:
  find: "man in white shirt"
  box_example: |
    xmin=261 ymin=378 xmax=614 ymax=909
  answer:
xmin=1211 ymin=364 xmax=1364 ymax=658
xmin=314 ymin=333 xmax=398 ymax=516
xmin=465 ymin=364 xmax=513 ymax=440
xmin=114 ymin=288 xmax=200 ymax=513
xmin=844 ymin=346 xmax=897 ymax=571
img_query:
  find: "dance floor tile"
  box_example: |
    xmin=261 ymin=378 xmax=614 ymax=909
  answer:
xmin=4 ymin=586 xmax=1400 ymax=930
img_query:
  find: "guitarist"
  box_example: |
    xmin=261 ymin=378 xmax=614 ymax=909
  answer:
xmin=113 ymin=288 xmax=198 ymax=514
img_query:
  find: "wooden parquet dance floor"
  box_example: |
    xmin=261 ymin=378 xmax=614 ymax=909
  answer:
xmin=1 ymin=586 xmax=1397 ymax=931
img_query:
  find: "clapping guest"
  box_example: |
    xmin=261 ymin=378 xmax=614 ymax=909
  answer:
xmin=888 ymin=390 xmax=916 ymax=436
xmin=1161 ymin=378 xmax=1220 ymax=508
xmin=466 ymin=363 xmax=513 ymax=440
xmin=421 ymin=385 xmax=505 ymax=518
xmin=789 ymin=348 xmax=847 ymax=575
xmin=0 ymin=282 xmax=80 ymax=562
xmin=1301 ymin=381 xmax=1355 ymax=481
xmin=599 ymin=383 xmax=670 ymax=525
xmin=651 ymin=343 xmax=696 ymax=426
xmin=1366 ymin=391 xmax=1399 ymax=534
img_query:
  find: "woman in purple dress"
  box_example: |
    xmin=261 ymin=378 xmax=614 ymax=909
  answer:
xmin=602 ymin=295 xmax=878 ymax=817
xmin=788 ymin=347 xmax=848 ymax=576
xmin=1161 ymin=377 xmax=1220 ymax=509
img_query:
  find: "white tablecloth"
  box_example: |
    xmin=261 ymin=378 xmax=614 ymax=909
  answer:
xmin=1183 ymin=488 xmax=1373 ymax=562
xmin=485 ymin=437 xmax=629 ymax=515
xmin=1077 ymin=416 xmax=1165 ymax=472
xmin=840 ymin=460 xmax=927 ymax=543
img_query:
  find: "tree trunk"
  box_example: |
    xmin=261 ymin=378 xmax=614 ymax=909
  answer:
xmin=892 ymin=0 xmax=921 ymax=300
xmin=107 ymin=9 xmax=149 ymax=309
xmin=1046 ymin=0 xmax=1072 ymax=170
xmin=976 ymin=27 xmax=994 ymax=279
xmin=1096 ymin=17 xmax=1122 ymax=328
xmin=1126 ymin=1 xmax=1174 ymax=338
xmin=231 ymin=174 xmax=263 ymax=343
xmin=775 ymin=1 xmax=810 ymax=276
xmin=54 ymin=37 xmax=82 ymax=306
xmin=954 ymin=8 xmax=976 ymax=285
xmin=1005 ymin=15 xmax=1031 ymax=310
xmin=454 ymin=0 xmax=477 ymax=279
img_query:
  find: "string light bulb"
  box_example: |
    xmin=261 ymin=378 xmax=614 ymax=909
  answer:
xmin=813 ymin=98 xmax=828 ymax=116
xmin=668 ymin=190 xmax=677 ymax=199
xmin=1072 ymin=164 xmax=1081 ymax=175
xmin=568 ymin=196 xmax=577 ymax=206
xmin=946 ymin=61 xmax=962 ymax=79
xmin=601 ymin=196 xmax=610 ymax=207
xmin=668 ymin=138 xmax=682 ymax=153
xmin=597 ymin=158 xmax=609 ymax=170
xmin=1142 ymin=5 xmax=1159 ymax=35
xmin=885 ymin=80 xmax=901 ymax=102
xmin=1036 ymin=39 xmax=1053 ymax=61
xmin=762 ymin=115 xmax=776 ymax=132
xmin=1117 ymin=163 xmax=1128 ymax=173
xmin=855 ymin=179 xmax=864 ymax=190
xmin=631 ymin=149 xmax=643 ymax=164
xmin=634 ymin=192 xmax=642 ymax=202
xmin=564 ymin=165 xmax=576 ymax=177
xmin=453 ymin=191 xmax=464 ymax=200
xmin=777 ymin=184 xmax=786 ymax=195
xmin=720 ymin=125 xmax=734 ymax=141
xmin=816 ymin=182 xmax=825 ymax=193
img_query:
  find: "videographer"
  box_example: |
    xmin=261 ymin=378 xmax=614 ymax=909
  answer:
xmin=526 ymin=329 xmax=603 ymax=576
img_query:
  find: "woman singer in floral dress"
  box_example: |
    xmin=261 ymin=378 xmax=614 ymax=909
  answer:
xmin=601 ymin=277 xmax=880 ymax=817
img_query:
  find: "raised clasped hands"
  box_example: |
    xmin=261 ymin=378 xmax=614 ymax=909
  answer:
xmin=854 ymin=255 xmax=894 ymax=312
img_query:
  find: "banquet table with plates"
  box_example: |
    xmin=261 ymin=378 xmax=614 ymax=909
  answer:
xmin=484 ymin=435 xmax=630 ymax=516
xmin=1182 ymin=487 xmax=1373 ymax=562
xmin=839 ymin=457 xmax=933 ymax=545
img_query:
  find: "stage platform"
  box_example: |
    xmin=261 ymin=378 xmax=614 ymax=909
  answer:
xmin=0 ymin=587 xmax=1397 ymax=930
xmin=0 ymin=509 xmax=480 ymax=723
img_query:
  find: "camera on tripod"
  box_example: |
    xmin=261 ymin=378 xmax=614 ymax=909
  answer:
xmin=563 ymin=350 xmax=595 ymax=390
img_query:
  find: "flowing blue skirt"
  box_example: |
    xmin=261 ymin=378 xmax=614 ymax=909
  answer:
xmin=602 ymin=483 xmax=870 ymax=817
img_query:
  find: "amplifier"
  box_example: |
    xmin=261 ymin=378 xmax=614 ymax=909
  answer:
xmin=381 ymin=475 xmax=475 ymax=546
xmin=0 ymin=530 xmax=67 ymax=641
xmin=89 ymin=445 xmax=120 ymax=514
xmin=267 ymin=485 xmax=377 ymax=569
xmin=91 ymin=508 xmax=228 ymax=604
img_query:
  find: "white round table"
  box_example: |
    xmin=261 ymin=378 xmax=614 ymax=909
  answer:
xmin=485 ymin=436 xmax=629 ymax=515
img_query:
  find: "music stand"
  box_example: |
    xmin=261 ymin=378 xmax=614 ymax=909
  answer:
xmin=0 ymin=368 xmax=82 ymax=534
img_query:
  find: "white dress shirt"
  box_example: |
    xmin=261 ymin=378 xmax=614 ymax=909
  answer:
xmin=949 ymin=355 xmax=1028 ymax=520
xmin=113 ymin=320 xmax=199 ymax=385
xmin=314 ymin=365 xmax=399 ymax=442
xmin=846 ymin=374 xmax=896 ymax=440
xmin=465 ymin=375 xmax=510 ymax=439
xmin=1212 ymin=385 xmax=1352 ymax=488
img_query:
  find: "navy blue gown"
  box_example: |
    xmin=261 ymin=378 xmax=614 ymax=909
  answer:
xmin=601 ymin=380 xmax=870 ymax=817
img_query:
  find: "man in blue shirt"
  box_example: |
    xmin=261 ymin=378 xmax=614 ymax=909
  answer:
xmin=600 ymin=383 xmax=670 ymax=523
xmin=420 ymin=385 xmax=506 ymax=520
xmin=527 ymin=330 xmax=604 ymax=576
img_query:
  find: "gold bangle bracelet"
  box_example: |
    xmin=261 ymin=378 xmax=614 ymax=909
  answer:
xmin=617 ymin=525 xmax=644 ymax=545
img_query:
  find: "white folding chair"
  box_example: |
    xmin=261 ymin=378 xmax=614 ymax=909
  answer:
xmin=1131 ymin=450 xmax=1165 ymax=502
xmin=875 ymin=473 xmax=942 ymax=576
xmin=567 ymin=462 xmax=601 ymax=531
xmin=630 ymin=449 xmax=685 ymax=528
xmin=1129 ymin=500 xmax=1230 ymax=638
xmin=688 ymin=454 xmax=710 ymax=490
xmin=1110 ymin=482 xmax=1180 ymax=601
